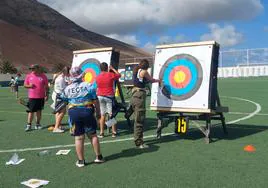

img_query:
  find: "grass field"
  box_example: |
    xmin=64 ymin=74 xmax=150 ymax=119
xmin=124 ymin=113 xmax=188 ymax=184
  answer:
xmin=0 ymin=77 xmax=268 ymax=188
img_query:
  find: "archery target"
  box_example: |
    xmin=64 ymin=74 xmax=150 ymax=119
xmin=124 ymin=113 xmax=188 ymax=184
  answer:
xmin=79 ymin=58 xmax=101 ymax=86
xmin=72 ymin=47 xmax=120 ymax=88
xmin=118 ymin=69 xmax=125 ymax=82
xmin=124 ymin=63 xmax=138 ymax=86
xmin=160 ymin=54 xmax=203 ymax=100
xmin=150 ymin=41 xmax=219 ymax=112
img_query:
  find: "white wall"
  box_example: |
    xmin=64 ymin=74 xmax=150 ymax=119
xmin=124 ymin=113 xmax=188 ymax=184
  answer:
xmin=217 ymin=65 xmax=268 ymax=78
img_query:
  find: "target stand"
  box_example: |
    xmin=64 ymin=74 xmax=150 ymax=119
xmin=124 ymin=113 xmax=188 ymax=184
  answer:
xmin=155 ymin=91 xmax=228 ymax=143
xmin=72 ymin=47 xmax=132 ymax=129
xmin=150 ymin=41 xmax=228 ymax=143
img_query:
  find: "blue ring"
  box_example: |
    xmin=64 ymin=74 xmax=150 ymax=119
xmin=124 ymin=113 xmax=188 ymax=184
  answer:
xmin=80 ymin=61 xmax=100 ymax=88
xmin=163 ymin=59 xmax=198 ymax=95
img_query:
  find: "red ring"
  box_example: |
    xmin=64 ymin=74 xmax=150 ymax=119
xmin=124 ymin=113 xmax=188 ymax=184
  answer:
xmin=169 ymin=66 xmax=191 ymax=88
xmin=83 ymin=68 xmax=97 ymax=83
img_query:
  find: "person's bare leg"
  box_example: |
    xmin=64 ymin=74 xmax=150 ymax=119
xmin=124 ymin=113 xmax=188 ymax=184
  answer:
xmin=75 ymin=135 xmax=85 ymax=160
xmin=112 ymin=124 xmax=117 ymax=134
xmin=27 ymin=112 xmax=34 ymax=124
xmin=54 ymin=108 xmax=66 ymax=129
xmin=88 ymin=134 xmax=101 ymax=156
xmin=99 ymin=115 xmax=105 ymax=135
xmin=36 ymin=110 xmax=42 ymax=125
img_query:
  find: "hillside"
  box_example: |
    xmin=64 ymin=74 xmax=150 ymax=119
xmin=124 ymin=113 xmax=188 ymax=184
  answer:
xmin=0 ymin=0 xmax=151 ymax=71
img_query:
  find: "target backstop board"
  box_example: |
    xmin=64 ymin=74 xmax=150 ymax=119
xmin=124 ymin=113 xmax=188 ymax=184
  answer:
xmin=150 ymin=41 xmax=220 ymax=113
xmin=124 ymin=62 xmax=139 ymax=87
xmin=72 ymin=47 xmax=120 ymax=88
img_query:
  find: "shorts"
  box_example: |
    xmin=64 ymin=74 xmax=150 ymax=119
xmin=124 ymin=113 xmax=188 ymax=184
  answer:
xmin=14 ymin=85 xmax=18 ymax=92
xmin=68 ymin=107 xmax=97 ymax=136
xmin=98 ymin=96 xmax=113 ymax=116
xmin=28 ymin=98 xmax=45 ymax=112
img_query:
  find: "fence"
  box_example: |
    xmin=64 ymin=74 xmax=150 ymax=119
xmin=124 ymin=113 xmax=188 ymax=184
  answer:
xmin=120 ymin=48 xmax=268 ymax=78
xmin=219 ymin=48 xmax=268 ymax=67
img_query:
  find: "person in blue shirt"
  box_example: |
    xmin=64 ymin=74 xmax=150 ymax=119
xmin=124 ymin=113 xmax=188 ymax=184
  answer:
xmin=62 ymin=67 xmax=104 ymax=167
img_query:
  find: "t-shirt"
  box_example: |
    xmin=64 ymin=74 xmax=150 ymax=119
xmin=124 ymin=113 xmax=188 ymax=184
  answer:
xmin=96 ymin=72 xmax=121 ymax=96
xmin=14 ymin=77 xmax=19 ymax=85
xmin=62 ymin=81 xmax=97 ymax=108
xmin=53 ymin=74 xmax=68 ymax=94
xmin=10 ymin=78 xmax=16 ymax=86
xmin=24 ymin=73 xmax=48 ymax=98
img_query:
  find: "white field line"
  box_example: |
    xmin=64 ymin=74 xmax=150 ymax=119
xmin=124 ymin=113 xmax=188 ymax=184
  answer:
xmin=0 ymin=133 xmax=174 ymax=153
xmin=0 ymin=96 xmax=262 ymax=153
xmin=193 ymin=96 xmax=262 ymax=130
xmin=222 ymin=96 xmax=262 ymax=124
xmin=0 ymin=110 xmax=268 ymax=117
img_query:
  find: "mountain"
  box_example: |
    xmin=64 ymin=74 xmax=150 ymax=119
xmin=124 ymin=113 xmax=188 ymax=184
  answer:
xmin=0 ymin=0 xmax=151 ymax=72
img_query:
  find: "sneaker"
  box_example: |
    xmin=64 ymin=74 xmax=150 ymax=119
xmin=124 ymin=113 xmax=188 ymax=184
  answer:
xmin=98 ymin=133 xmax=104 ymax=138
xmin=35 ymin=125 xmax=43 ymax=130
xmin=25 ymin=124 xmax=31 ymax=132
xmin=94 ymin=155 xmax=105 ymax=163
xmin=137 ymin=144 xmax=149 ymax=149
xmin=112 ymin=132 xmax=117 ymax=138
xmin=53 ymin=128 xmax=64 ymax=133
xmin=75 ymin=160 xmax=85 ymax=168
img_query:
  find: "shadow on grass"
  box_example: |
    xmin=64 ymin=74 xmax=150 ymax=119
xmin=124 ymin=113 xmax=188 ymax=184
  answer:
xmin=173 ymin=123 xmax=268 ymax=143
xmin=105 ymin=144 xmax=160 ymax=162
xmin=116 ymin=118 xmax=158 ymax=136
xmin=105 ymin=133 xmax=183 ymax=162
xmin=212 ymin=123 xmax=268 ymax=142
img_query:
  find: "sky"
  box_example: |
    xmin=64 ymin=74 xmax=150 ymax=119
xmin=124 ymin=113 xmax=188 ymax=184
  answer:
xmin=38 ymin=0 xmax=268 ymax=52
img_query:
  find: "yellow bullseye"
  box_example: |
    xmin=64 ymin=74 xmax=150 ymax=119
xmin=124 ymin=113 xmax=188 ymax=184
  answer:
xmin=84 ymin=72 xmax=93 ymax=83
xmin=174 ymin=71 xmax=186 ymax=84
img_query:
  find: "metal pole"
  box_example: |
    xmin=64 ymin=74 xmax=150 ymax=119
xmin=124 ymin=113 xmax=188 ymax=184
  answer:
xmin=220 ymin=51 xmax=223 ymax=67
xmin=247 ymin=49 xmax=249 ymax=66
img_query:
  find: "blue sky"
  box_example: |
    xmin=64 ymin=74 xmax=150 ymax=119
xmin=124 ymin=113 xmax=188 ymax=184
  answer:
xmin=39 ymin=0 xmax=267 ymax=52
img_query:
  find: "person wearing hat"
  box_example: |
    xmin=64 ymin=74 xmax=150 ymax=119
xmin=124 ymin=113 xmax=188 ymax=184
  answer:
xmin=23 ymin=64 xmax=49 ymax=131
xmin=61 ymin=67 xmax=104 ymax=167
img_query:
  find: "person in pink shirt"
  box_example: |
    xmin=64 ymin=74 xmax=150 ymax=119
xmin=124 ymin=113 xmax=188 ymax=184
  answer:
xmin=96 ymin=62 xmax=121 ymax=138
xmin=24 ymin=64 xmax=49 ymax=131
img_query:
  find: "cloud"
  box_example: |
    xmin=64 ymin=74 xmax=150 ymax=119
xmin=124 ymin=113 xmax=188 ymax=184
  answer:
xmin=158 ymin=34 xmax=188 ymax=45
xmin=200 ymin=24 xmax=243 ymax=47
xmin=143 ymin=42 xmax=155 ymax=53
xmin=143 ymin=34 xmax=188 ymax=52
xmin=106 ymin=34 xmax=140 ymax=46
xmin=264 ymin=26 xmax=268 ymax=32
xmin=38 ymin=0 xmax=263 ymax=35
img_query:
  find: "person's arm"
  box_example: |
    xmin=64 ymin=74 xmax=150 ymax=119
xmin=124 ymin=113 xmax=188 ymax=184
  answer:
xmin=44 ymin=75 xmax=49 ymax=101
xmin=94 ymin=99 xmax=101 ymax=119
xmin=109 ymin=65 xmax=120 ymax=75
xmin=110 ymin=65 xmax=121 ymax=80
xmin=142 ymin=70 xmax=161 ymax=83
xmin=24 ymin=75 xmax=33 ymax=89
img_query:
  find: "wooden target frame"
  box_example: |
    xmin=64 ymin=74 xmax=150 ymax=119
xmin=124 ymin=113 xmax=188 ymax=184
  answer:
xmin=150 ymin=41 xmax=220 ymax=113
xmin=72 ymin=47 xmax=131 ymax=128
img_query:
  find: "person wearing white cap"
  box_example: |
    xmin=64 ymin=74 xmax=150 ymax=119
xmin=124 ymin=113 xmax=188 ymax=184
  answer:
xmin=61 ymin=67 xmax=104 ymax=167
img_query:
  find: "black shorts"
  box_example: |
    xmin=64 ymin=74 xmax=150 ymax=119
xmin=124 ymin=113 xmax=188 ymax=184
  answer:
xmin=28 ymin=98 xmax=45 ymax=112
xmin=68 ymin=107 xmax=97 ymax=136
xmin=14 ymin=85 xmax=18 ymax=92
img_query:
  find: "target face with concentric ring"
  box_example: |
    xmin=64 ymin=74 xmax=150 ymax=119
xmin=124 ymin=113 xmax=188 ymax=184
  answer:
xmin=160 ymin=54 xmax=203 ymax=100
xmin=79 ymin=58 xmax=101 ymax=87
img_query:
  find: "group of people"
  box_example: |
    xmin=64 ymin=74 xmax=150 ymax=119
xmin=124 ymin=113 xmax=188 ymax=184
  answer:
xmin=21 ymin=59 xmax=160 ymax=167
